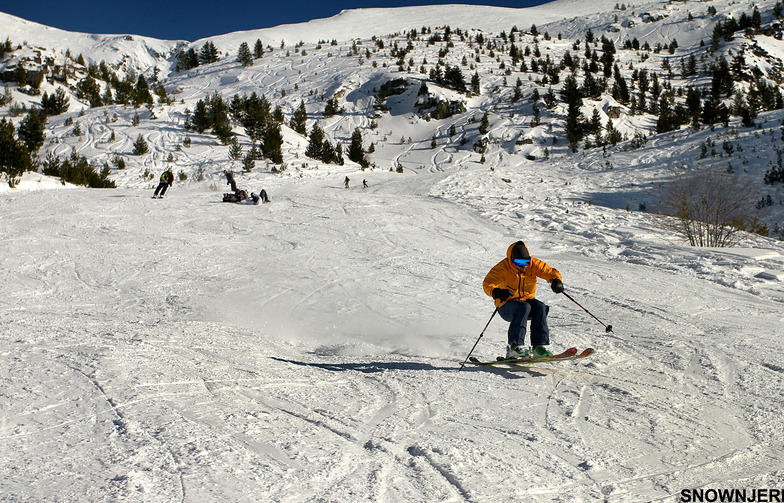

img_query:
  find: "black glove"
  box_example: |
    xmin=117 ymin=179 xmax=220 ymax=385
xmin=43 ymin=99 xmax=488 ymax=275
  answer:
xmin=551 ymin=278 xmax=564 ymax=294
xmin=492 ymin=288 xmax=513 ymax=301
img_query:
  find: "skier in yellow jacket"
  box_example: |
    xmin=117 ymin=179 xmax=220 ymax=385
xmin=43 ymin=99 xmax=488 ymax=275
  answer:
xmin=483 ymin=241 xmax=564 ymax=359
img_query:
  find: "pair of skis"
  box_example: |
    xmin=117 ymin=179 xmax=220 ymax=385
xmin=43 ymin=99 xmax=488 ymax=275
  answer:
xmin=466 ymin=347 xmax=594 ymax=367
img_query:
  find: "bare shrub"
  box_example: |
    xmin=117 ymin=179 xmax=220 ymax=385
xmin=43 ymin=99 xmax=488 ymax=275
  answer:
xmin=654 ymin=168 xmax=760 ymax=247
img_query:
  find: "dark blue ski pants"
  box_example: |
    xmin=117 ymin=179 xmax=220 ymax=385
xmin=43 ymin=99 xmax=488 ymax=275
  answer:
xmin=498 ymin=298 xmax=550 ymax=347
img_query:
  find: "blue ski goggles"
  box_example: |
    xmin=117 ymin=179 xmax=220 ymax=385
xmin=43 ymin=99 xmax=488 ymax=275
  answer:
xmin=513 ymin=258 xmax=531 ymax=267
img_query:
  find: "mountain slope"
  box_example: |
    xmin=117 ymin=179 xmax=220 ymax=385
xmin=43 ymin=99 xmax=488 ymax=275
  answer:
xmin=2 ymin=165 xmax=783 ymax=501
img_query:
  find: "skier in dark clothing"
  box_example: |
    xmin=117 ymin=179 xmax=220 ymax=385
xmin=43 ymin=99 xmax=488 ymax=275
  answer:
xmin=153 ymin=168 xmax=174 ymax=198
xmin=224 ymin=170 xmax=237 ymax=192
xmin=344 ymin=176 xmax=350 ymax=189
xmin=363 ymin=179 xmax=368 ymax=188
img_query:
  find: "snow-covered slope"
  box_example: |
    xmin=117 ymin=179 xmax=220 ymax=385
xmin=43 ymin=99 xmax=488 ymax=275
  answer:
xmin=2 ymin=158 xmax=784 ymax=502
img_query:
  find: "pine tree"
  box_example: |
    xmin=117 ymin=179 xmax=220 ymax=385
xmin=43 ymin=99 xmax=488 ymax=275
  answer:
xmin=290 ymin=100 xmax=308 ymax=135
xmin=324 ymin=96 xmax=340 ymax=117
xmin=348 ymin=128 xmax=367 ymax=167
xmin=76 ymin=75 xmax=102 ymax=108
xmin=18 ymin=108 xmax=47 ymax=154
xmin=41 ymin=88 xmax=70 ymax=116
xmin=306 ymin=123 xmax=325 ymax=159
xmin=471 ymin=72 xmax=481 ymax=95
xmin=261 ymin=123 xmax=283 ymax=164
xmin=242 ymin=152 xmax=255 ymax=172
xmin=611 ymin=64 xmax=630 ymax=104
xmin=191 ymin=100 xmax=211 ymax=133
xmin=479 ymin=111 xmax=490 ymax=134
xmin=237 ymin=42 xmax=253 ymax=67
xmin=254 ymin=39 xmax=264 ymax=59
xmin=199 ymin=42 xmax=219 ymax=65
xmin=321 ymin=140 xmax=337 ymax=164
xmin=132 ymin=134 xmax=149 ymax=155
xmin=133 ymin=75 xmax=153 ymax=107
xmin=0 ymin=118 xmax=33 ymax=178
xmin=228 ymin=137 xmax=243 ymax=160
xmin=562 ymin=75 xmax=584 ymax=151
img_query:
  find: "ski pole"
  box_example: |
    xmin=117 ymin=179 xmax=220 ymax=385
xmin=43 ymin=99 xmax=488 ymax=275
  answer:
xmin=459 ymin=306 xmax=499 ymax=370
xmin=561 ymin=291 xmax=613 ymax=333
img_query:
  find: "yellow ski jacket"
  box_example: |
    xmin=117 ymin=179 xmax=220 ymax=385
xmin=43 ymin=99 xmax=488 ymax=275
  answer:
xmin=483 ymin=242 xmax=562 ymax=306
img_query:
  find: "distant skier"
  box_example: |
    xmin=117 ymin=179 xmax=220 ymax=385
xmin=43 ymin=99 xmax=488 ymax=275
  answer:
xmin=153 ymin=168 xmax=174 ymax=198
xmin=363 ymin=179 xmax=368 ymax=188
xmin=344 ymin=176 xmax=350 ymax=189
xmin=482 ymin=241 xmax=564 ymax=360
xmin=224 ymin=170 xmax=237 ymax=192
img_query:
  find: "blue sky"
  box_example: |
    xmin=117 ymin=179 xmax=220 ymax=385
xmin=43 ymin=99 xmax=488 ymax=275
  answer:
xmin=2 ymin=0 xmax=549 ymax=41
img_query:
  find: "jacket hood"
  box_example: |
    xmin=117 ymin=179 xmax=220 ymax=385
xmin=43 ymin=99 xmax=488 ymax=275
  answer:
xmin=507 ymin=241 xmax=531 ymax=264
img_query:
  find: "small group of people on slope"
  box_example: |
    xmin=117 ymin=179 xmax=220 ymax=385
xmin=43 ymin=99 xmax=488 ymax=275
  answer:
xmin=222 ymin=170 xmax=269 ymax=205
xmin=151 ymin=168 xmax=269 ymax=205
xmin=343 ymin=176 xmax=369 ymax=189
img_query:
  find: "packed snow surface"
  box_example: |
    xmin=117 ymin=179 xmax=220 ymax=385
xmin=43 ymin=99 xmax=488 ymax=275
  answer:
xmin=2 ymin=157 xmax=784 ymax=502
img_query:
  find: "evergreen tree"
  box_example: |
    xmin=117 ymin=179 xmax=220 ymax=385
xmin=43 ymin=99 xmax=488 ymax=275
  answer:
xmin=711 ymin=58 xmax=734 ymax=98
xmin=611 ymin=64 xmax=630 ymax=104
xmin=335 ymin=143 xmax=345 ymax=165
xmin=133 ymin=75 xmax=153 ymax=107
xmin=191 ymin=100 xmax=211 ymax=133
xmin=261 ymin=123 xmax=283 ymax=164
xmin=587 ymin=108 xmax=603 ymax=135
xmin=348 ymin=128 xmax=367 ymax=167
xmin=604 ymin=118 xmax=622 ymax=144
xmin=685 ymin=87 xmax=703 ymax=127
xmin=243 ymin=152 xmax=255 ymax=172
xmin=0 ymin=118 xmax=33 ymax=179
xmin=443 ymin=65 xmax=467 ymax=93
xmin=228 ymin=137 xmax=243 ymax=160
xmin=305 ymin=123 xmax=325 ymax=159
xmin=199 ymin=42 xmax=219 ymax=65
xmin=471 ymin=72 xmax=481 ymax=95
xmin=290 ymin=100 xmax=308 ymax=135
xmin=237 ymin=42 xmax=253 ymax=67
xmin=41 ymin=88 xmax=70 ymax=116
xmin=42 ymin=150 xmax=115 ymax=188
xmin=254 ymin=39 xmax=264 ymax=59
xmin=132 ymin=134 xmax=149 ymax=155
xmin=324 ymin=96 xmax=340 ymax=117
xmin=185 ymin=48 xmax=200 ymax=69
xmin=113 ymin=75 xmax=135 ymax=105
xmin=562 ymin=75 xmax=584 ymax=151
xmin=479 ymin=111 xmax=490 ymax=134
xmin=18 ymin=108 xmax=47 ymax=154
xmin=76 ymin=75 xmax=102 ymax=108
xmin=656 ymin=95 xmax=678 ymax=133
xmin=530 ymin=103 xmax=541 ymax=127
xmin=321 ymin=140 xmax=337 ymax=164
